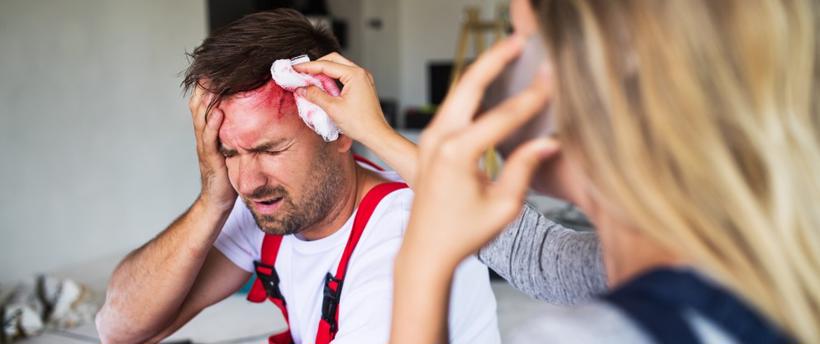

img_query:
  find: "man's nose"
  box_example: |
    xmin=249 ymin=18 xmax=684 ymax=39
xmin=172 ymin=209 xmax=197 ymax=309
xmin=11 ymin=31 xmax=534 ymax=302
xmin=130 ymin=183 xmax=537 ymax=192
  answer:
xmin=236 ymin=156 xmax=268 ymax=196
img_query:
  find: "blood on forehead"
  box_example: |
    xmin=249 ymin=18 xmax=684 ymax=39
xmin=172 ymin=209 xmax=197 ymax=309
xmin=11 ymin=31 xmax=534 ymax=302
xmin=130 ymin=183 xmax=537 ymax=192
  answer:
xmin=217 ymin=81 xmax=301 ymax=147
xmin=219 ymin=80 xmax=297 ymax=121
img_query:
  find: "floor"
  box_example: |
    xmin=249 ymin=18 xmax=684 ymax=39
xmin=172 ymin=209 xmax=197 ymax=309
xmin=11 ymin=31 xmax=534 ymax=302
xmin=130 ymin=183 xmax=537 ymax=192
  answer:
xmin=16 ymin=252 xmax=559 ymax=344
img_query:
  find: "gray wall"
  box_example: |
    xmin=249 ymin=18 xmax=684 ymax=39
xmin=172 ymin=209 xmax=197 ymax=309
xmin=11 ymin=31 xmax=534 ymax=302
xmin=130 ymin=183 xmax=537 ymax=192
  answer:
xmin=0 ymin=0 xmax=207 ymax=283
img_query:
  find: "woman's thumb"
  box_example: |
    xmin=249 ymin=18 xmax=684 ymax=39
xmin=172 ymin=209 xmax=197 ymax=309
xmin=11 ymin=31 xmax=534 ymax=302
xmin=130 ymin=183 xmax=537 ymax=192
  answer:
xmin=493 ymin=137 xmax=560 ymax=202
xmin=297 ymin=85 xmax=336 ymax=111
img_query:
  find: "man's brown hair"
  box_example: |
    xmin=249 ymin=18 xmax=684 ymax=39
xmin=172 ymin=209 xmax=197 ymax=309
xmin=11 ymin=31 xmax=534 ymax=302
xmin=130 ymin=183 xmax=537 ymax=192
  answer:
xmin=182 ymin=9 xmax=340 ymax=108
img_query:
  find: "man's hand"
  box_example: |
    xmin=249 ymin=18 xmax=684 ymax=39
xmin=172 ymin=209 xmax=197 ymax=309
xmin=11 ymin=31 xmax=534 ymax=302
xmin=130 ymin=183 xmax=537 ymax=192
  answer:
xmin=189 ymin=86 xmax=236 ymax=212
xmin=97 ymin=89 xmax=244 ymax=343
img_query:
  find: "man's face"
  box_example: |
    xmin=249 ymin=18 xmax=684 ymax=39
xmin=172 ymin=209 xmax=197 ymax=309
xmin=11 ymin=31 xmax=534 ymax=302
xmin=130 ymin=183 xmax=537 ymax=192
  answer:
xmin=217 ymin=81 xmax=345 ymax=235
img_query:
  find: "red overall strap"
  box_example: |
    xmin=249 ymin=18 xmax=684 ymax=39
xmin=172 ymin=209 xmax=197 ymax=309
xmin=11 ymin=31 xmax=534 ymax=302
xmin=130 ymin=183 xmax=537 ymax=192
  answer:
xmin=247 ymin=234 xmax=293 ymax=344
xmin=353 ymin=154 xmax=385 ymax=171
xmin=314 ymin=182 xmax=408 ymax=344
xmin=247 ymin=181 xmax=408 ymax=344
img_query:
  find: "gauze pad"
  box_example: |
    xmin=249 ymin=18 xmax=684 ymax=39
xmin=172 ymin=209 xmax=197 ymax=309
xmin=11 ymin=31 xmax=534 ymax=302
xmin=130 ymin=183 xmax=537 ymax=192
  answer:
xmin=271 ymin=55 xmax=342 ymax=141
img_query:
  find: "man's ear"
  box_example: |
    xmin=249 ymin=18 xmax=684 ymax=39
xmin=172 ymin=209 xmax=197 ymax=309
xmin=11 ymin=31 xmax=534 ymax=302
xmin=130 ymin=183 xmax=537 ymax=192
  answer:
xmin=334 ymin=134 xmax=354 ymax=153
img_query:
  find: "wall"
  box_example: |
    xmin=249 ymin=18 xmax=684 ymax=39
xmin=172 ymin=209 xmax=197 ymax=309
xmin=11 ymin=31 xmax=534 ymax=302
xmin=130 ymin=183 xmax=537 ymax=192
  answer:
xmin=397 ymin=0 xmax=499 ymax=110
xmin=331 ymin=0 xmax=501 ymax=119
xmin=328 ymin=0 xmax=364 ymax=63
xmin=360 ymin=0 xmax=400 ymax=101
xmin=0 ymin=0 xmax=207 ymax=283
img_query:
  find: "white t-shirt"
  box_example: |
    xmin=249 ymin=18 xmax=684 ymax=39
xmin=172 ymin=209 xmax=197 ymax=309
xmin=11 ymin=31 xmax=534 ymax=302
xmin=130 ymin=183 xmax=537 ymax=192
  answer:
xmin=214 ymin=169 xmax=501 ymax=344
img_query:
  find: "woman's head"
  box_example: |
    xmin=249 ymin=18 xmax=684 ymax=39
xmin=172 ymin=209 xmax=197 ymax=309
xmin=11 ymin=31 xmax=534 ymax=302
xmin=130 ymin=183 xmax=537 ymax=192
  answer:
xmin=536 ymin=0 xmax=819 ymax=340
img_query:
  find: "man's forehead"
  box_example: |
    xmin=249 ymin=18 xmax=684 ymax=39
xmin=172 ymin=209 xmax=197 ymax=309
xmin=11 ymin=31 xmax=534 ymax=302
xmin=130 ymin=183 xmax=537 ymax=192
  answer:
xmin=217 ymin=80 xmax=304 ymax=148
xmin=219 ymin=81 xmax=294 ymax=120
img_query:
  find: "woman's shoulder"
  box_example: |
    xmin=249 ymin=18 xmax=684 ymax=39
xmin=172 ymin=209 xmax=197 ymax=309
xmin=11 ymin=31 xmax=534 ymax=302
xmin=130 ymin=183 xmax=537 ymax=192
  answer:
xmin=505 ymin=299 xmax=739 ymax=344
xmin=505 ymin=300 xmax=653 ymax=344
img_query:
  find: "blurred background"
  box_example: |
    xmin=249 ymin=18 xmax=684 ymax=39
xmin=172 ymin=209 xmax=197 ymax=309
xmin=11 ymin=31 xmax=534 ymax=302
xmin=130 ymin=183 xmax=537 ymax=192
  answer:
xmin=0 ymin=0 xmax=587 ymax=342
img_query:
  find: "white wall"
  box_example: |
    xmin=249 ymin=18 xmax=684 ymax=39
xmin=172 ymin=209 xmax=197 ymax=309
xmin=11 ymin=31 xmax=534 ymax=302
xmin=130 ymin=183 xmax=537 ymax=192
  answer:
xmin=397 ymin=0 xmax=499 ymax=110
xmin=0 ymin=0 xmax=207 ymax=283
xmin=360 ymin=0 xmax=400 ymax=101
xmin=328 ymin=0 xmax=364 ymax=63
xmin=328 ymin=0 xmax=502 ymax=118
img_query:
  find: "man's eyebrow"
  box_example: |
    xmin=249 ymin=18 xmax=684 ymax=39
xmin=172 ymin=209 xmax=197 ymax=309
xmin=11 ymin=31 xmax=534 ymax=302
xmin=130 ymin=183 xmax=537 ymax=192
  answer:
xmin=248 ymin=139 xmax=290 ymax=153
xmin=218 ymin=143 xmax=238 ymax=156
xmin=219 ymin=139 xmax=291 ymax=156
xmin=248 ymin=138 xmax=290 ymax=153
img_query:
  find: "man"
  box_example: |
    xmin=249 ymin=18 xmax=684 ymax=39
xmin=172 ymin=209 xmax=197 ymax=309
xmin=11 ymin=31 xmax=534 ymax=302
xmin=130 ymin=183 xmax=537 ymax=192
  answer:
xmin=95 ymin=9 xmax=500 ymax=344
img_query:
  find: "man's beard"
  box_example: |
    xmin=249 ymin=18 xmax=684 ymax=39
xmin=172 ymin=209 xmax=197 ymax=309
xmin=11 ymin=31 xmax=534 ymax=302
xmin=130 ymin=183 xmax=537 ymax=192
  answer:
xmin=243 ymin=147 xmax=345 ymax=236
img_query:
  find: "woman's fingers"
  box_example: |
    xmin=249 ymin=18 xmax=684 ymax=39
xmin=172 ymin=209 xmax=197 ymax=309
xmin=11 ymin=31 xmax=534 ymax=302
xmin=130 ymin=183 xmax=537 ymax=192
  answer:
xmin=431 ymin=35 xmax=527 ymax=131
xmin=317 ymin=52 xmax=358 ymax=67
xmin=491 ymin=136 xmax=560 ymax=212
xmin=456 ymin=63 xmax=553 ymax=158
xmin=297 ymin=85 xmax=337 ymax=111
xmin=319 ymin=53 xmax=375 ymax=85
xmin=293 ymin=60 xmax=359 ymax=84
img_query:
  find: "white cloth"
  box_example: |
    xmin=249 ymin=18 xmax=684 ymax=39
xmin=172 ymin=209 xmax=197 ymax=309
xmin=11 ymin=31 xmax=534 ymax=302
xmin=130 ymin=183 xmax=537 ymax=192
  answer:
xmin=271 ymin=56 xmax=341 ymax=142
xmin=214 ymin=167 xmax=501 ymax=344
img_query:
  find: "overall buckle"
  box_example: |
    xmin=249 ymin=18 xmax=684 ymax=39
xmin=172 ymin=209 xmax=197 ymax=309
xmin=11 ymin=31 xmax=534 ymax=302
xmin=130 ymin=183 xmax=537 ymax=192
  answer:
xmin=321 ymin=272 xmax=344 ymax=332
xmin=254 ymin=261 xmax=284 ymax=300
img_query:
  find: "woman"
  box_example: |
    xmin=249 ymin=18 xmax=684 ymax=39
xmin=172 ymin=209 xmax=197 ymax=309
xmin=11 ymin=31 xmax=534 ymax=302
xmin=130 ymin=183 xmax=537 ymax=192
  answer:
xmin=297 ymin=0 xmax=820 ymax=342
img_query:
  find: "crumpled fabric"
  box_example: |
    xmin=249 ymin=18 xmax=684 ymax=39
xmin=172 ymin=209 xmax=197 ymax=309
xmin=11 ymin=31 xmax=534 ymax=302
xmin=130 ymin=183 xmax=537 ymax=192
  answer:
xmin=271 ymin=55 xmax=342 ymax=141
xmin=1 ymin=275 xmax=100 ymax=343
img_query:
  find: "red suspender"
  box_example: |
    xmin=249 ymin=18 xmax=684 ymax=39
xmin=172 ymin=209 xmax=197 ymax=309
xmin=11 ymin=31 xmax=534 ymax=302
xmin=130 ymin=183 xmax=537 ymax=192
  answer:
xmin=315 ymin=182 xmax=408 ymax=344
xmin=352 ymin=154 xmax=385 ymax=172
xmin=247 ymin=235 xmax=293 ymax=344
xmin=247 ymin=182 xmax=408 ymax=344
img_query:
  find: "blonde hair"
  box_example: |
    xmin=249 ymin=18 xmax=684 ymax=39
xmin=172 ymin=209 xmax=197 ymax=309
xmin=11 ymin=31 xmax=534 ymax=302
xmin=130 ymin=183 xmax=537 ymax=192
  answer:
xmin=539 ymin=0 xmax=820 ymax=341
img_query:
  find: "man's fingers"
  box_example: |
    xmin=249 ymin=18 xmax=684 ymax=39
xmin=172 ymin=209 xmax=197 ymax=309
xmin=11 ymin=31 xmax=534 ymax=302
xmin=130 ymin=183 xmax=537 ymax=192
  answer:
xmin=457 ymin=64 xmax=553 ymax=158
xmin=297 ymin=85 xmax=337 ymax=112
xmin=189 ymin=86 xmax=214 ymax=136
xmin=432 ymin=35 xmax=526 ymax=130
xmin=189 ymin=85 xmax=204 ymax=112
xmin=202 ymin=107 xmax=223 ymax=157
xmin=491 ymin=137 xmax=559 ymax=206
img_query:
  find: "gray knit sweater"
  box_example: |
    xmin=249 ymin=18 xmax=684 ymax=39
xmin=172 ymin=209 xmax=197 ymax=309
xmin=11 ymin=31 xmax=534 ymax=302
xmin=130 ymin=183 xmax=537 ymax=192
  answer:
xmin=477 ymin=203 xmax=738 ymax=343
xmin=478 ymin=202 xmax=607 ymax=304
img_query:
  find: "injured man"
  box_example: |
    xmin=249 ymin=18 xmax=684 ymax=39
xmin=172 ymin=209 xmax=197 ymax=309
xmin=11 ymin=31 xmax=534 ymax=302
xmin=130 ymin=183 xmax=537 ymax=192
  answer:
xmin=95 ymin=8 xmax=500 ymax=344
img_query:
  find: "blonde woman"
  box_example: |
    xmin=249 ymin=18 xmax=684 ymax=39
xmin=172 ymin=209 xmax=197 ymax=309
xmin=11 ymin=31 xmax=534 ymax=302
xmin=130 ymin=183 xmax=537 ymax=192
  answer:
xmin=297 ymin=0 xmax=818 ymax=342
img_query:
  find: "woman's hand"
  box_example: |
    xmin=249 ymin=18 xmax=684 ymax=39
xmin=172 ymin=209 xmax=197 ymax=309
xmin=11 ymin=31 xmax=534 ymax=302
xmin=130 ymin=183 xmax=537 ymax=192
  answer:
xmin=294 ymin=53 xmax=419 ymax=185
xmin=390 ymin=35 xmax=558 ymax=344
xmin=294 ymin=53 xmax=389 ymax=144
xmin=405 ymin=34 xmax=556 ymax=268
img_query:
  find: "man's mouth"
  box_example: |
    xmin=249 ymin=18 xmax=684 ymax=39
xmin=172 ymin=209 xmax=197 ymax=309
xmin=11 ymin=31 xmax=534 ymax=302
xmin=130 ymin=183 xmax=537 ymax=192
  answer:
xmin=252 ymin=196 xmax=284 ymax=214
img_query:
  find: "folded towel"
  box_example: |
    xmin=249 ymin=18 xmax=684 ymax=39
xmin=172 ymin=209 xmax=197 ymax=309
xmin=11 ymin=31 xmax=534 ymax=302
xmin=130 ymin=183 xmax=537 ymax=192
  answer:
xmin=271 ymin=55 xmax=342 ymax=142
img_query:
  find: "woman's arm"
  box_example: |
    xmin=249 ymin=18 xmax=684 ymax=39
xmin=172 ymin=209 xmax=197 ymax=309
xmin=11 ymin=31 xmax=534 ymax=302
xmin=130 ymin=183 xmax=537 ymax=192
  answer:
xmin=294 ymin=53 xmax=419 ymax=186
xmin=479 ymin=203 xmax=607 ymax=303
xmin=358 ymin=126 xmax=418 ymax=186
